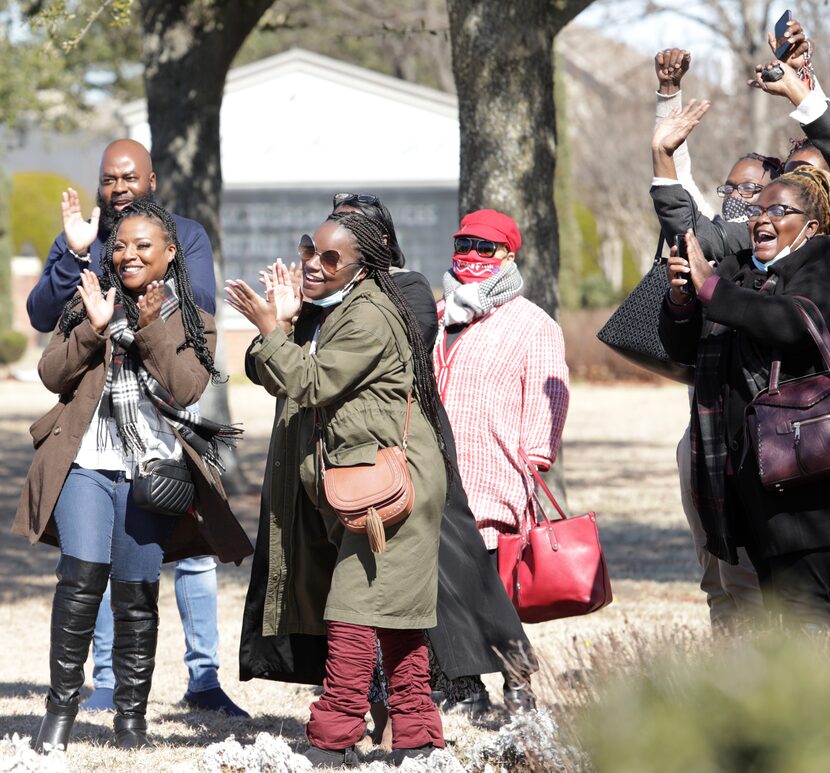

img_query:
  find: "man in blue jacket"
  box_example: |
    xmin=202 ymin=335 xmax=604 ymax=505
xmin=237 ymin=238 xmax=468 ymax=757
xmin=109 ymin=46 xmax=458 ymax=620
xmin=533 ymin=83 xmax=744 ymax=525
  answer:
xmin=28 ymin=138 xmax=215 ymax=331
xmin=27 ymin=138 xmax=248 ymax=717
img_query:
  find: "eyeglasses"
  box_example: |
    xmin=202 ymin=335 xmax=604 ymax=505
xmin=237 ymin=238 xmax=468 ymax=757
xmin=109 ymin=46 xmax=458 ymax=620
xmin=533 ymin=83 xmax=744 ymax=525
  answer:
xmin=716 ymin=183 xmax=764 ymax=198
xmin=453 ymin=237 xmax=503 ymax=258
xmin=746 ymin=204 xmax=806 ymax=221
xmin=332 ymin=193 xmax=380 ymax=209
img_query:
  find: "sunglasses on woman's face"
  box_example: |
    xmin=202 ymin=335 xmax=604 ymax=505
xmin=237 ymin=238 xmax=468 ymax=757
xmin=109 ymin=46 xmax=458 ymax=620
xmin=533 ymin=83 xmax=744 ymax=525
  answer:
xmin=453 ymin=236 xmax=502 ymax=258
xmin=298 ymin=234 xmax=341 ymax=274
xmin=332 ymin=192 xmax=380 ymax=209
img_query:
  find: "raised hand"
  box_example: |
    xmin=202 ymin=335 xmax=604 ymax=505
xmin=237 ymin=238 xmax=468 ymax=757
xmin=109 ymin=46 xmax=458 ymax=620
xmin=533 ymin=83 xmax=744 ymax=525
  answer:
xmin=77 ymin=269 xmax=115 ymax=333
xmin=271 ymin=259 xmax=302 ymax=323
xmin=768 ymin=18 xmax=810 ymax=70
xmin=655 ymin=48 xmax=690 ymax=95
xmin=748 ymin=59 xmax=810 ymax=106
xmin=61 ymin=188 xmax=101 ymax=255
xmin=258 ymin=262 xmax=278 ymax=303
xmin=225 ymin=276 xmax=278 ymax=338
xmin=652 ymin=99 xmax=710 ymax=156
xmin=137 ymin=281 xmax=165 ymax=328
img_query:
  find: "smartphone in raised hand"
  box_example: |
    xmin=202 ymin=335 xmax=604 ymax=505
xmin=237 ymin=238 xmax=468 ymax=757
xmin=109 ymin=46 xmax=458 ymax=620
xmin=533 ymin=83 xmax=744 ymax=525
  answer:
xmin=774 ymin=9 xmax=794 ymax=60
xmin=674 ymin=233 xmax=694 ymax=299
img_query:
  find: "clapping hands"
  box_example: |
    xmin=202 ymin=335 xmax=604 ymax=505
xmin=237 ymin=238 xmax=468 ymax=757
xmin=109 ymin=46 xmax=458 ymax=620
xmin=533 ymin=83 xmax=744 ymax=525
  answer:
xmin=137 ymin=281 xmax=165 ymax=329
xmin=77 ymin=269 xmax=115 ymax=334
xmin=225 ymin=259 xmax=302 ymax=338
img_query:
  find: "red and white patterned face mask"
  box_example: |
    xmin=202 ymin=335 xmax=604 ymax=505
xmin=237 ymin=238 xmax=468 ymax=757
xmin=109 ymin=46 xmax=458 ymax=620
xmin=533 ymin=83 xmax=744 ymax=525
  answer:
xmin=451 ymin=253 xmax=502 ymax=284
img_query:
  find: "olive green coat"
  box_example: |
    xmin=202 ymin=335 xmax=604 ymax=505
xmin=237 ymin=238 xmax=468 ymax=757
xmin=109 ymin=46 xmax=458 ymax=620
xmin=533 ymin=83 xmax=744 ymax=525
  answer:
xmin=248 ymin=279 xmax=445 ymax=636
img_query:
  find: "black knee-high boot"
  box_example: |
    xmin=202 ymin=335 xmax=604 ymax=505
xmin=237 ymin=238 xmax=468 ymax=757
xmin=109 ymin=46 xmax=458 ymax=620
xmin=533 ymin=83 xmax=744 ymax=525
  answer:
xmin=33 ymin=555 xmax=111 ymax=753
xmin=111 ymin=579 xmax=160 ymax=750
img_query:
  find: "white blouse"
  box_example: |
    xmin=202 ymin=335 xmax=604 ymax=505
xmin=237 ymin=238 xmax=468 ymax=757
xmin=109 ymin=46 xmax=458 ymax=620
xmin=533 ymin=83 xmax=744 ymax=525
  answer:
xmin=74 ymin=393 xmax=183 ymax=479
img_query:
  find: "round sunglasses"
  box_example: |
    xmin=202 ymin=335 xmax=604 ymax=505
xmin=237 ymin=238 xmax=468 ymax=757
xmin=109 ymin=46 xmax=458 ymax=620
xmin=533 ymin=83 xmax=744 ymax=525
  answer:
xmin=298 ymin=234 xmax=362 ymax=276
xmin=453 ymin=236 xmax=503 ymax=258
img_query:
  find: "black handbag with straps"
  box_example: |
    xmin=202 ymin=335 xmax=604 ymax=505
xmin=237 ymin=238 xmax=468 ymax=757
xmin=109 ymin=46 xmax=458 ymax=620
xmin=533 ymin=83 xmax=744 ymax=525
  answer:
xmin=597 ymin=232 xmax=695 ymax=384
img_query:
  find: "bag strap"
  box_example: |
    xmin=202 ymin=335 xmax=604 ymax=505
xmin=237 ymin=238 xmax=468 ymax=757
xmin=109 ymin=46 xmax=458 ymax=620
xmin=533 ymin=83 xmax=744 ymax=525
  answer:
xmin=653 ymin=232 xmax=666 ymax=265
xmin=793 ymin=297 xmax=830 ymax=371
xmin=401 ymin=391 xmax=412 ymax=451
xmin=766 ymin=296 xmax=830 ymax=394
xmin=653 ymin=191 xmax=698 ymax=266
xmin=518 ymin=448 xmax=567 ymax=521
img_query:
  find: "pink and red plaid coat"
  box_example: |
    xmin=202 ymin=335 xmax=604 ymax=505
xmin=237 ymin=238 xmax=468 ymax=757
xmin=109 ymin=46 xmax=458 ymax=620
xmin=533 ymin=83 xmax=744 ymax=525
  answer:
xmin=434 ymin=296 xmax=570 ymax=549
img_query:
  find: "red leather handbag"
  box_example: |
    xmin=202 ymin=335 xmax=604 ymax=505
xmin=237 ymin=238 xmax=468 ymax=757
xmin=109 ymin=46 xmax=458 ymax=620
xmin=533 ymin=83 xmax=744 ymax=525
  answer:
xmin=497 ymin=449 xmax=613 ymax=623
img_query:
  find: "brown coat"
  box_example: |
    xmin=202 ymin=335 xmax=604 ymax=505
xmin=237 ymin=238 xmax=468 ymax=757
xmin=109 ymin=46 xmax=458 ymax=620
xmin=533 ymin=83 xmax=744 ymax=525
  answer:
xmin=12 ymin=311 xmax=253 ymax=565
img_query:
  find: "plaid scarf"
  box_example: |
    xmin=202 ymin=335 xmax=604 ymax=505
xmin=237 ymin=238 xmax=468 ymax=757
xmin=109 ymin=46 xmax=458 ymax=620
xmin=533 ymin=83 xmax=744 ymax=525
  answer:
xmin=436 ymin=262 xmax=523 ymax=349
xmin=99 ymin=280 xmax=241 ymax=471
xmin=690 ymin=268 xmax=777 ymax=562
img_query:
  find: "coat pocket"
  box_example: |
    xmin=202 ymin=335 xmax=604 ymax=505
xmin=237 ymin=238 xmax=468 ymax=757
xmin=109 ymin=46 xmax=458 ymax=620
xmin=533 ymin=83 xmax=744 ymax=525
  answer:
xmin=30 ymin=400 xmax=68 ymax=449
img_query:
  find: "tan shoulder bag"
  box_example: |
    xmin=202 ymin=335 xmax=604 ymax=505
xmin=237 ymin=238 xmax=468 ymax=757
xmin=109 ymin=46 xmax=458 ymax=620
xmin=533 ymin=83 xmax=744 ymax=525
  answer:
xmin=318 ymin=393 xmax=415 ymax=553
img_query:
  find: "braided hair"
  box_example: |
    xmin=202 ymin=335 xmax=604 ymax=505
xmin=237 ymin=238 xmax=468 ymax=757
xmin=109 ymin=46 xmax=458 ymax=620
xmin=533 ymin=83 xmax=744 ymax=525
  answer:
xmin=58 ymin=200 xmax=223 ymax=383
xmin=771 ymin=166 xmax=830 ymax=234
xmin=327 ymin=210 xmax=451 ymax=472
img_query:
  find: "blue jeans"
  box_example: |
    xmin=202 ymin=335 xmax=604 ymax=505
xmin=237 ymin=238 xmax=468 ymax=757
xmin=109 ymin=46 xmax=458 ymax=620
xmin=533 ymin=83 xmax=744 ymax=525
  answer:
xmin=91 ymin=555 xmax=220 ymax=692
xmin=53 ymin=466 xmax=177 ymax=581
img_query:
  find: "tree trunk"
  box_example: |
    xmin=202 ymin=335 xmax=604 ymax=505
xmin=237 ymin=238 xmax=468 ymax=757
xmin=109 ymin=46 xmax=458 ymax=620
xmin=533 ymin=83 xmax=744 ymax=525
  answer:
xmin=139 ymin=0 xmax=273 ymax=492
xmin=446 ymin=0 xmax=594 ymax=320
xmin=447 ymin=0 xmax=594 ymax=507
xmin=139 ymin=1 xmax=272 ymax=231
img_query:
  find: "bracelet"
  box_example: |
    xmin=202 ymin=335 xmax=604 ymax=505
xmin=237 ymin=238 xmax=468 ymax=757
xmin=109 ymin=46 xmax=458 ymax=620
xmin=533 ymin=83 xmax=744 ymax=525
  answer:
xmin=68 ymin=248 xmax=91 ymax=263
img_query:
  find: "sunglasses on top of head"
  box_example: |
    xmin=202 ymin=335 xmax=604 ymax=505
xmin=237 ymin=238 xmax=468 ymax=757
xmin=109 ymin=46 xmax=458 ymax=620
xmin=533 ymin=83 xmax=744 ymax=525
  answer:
xmin=453 ymin=237 xmax=504 ymax=258
xmin=332 ymin=192 xmax=380 ymax=209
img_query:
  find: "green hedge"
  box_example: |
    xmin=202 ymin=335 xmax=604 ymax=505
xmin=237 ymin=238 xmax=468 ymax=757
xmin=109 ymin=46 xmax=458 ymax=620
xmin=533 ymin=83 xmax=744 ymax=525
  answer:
xmin=0 ymin=328 xmax=27 ymax=365
xmin=11 ymin=171 xmax=93 ymax=261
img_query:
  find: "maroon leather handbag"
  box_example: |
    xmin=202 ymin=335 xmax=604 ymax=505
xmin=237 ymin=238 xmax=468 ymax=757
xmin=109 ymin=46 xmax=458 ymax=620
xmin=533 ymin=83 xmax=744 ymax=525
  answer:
xmin=497 ymin=449 xmax=613 ymax=623
xmin=745 ymin=297 xmax=830 ymax=492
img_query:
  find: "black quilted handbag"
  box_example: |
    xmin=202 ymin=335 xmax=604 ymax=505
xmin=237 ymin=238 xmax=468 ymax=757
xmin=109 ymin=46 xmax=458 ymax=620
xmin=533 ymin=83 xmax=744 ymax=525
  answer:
xmin=132 ymin=458 xmax=195 ymax=516
xmin=597 ymin=233 xmax=694 ymax=384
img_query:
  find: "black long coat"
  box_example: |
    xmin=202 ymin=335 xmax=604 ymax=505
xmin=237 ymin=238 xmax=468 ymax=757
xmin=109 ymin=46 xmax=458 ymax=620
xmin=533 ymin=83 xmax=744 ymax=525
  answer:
xmin=659 ymin=236 xmax=830 ymax=561
xmin=238 ymin=270 xmax=531 ymax=684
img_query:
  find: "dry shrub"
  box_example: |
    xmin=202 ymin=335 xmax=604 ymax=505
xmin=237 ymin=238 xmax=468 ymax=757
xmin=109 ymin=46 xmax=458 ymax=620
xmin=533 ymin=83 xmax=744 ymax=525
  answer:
xmin=578 ymin=629 xmax=830 ymax=773
xmin=560 ymin=308 xmax=668 ymax=384
xmin=489 ymin=622 xmax=711 ymax=772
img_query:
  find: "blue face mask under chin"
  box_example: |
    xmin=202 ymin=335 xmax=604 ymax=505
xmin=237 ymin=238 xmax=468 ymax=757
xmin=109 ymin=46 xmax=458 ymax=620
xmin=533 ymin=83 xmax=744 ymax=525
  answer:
xmin=309 ymin=272 xmax=364 ymax=307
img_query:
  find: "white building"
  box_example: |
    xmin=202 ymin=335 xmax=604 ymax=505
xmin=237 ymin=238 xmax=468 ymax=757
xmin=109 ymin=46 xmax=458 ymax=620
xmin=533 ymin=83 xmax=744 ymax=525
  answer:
xmin=119 ymin=48 xmax=461 ymax=286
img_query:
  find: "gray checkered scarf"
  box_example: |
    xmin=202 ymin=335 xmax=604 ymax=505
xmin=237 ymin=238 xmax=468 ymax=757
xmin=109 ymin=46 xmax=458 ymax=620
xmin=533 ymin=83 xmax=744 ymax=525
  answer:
xmin=99 ymin=280 xmax=241 ymax=471
xmin=436 ymin=262 xmax=523 ymax=349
